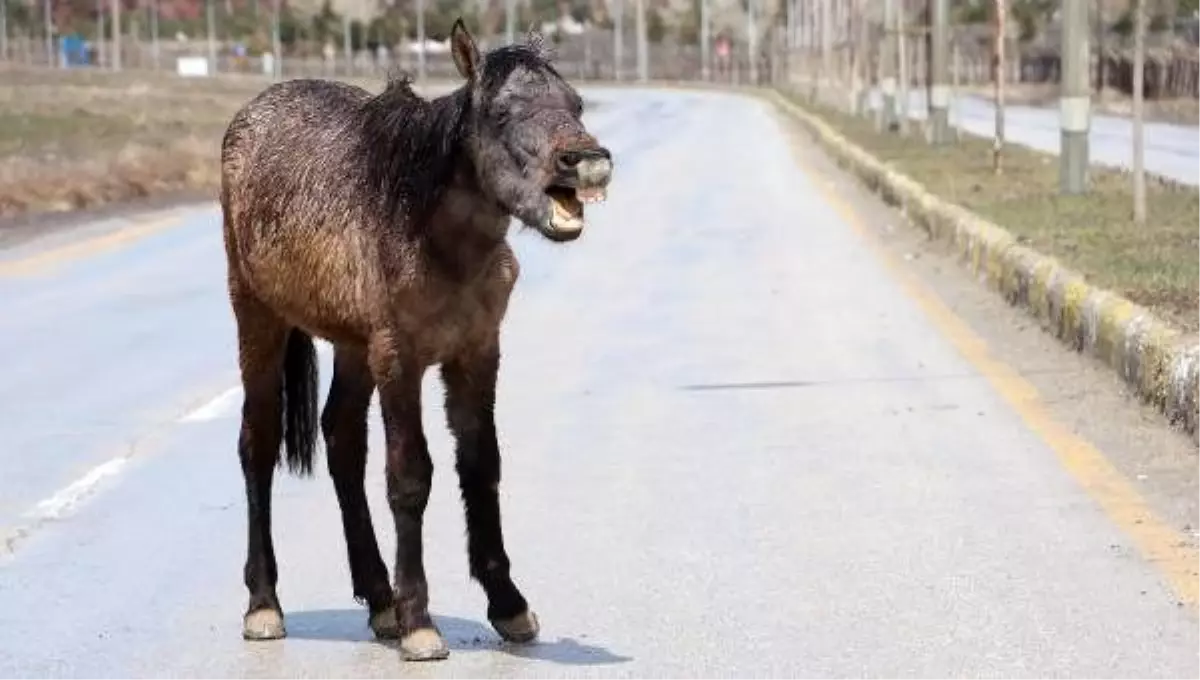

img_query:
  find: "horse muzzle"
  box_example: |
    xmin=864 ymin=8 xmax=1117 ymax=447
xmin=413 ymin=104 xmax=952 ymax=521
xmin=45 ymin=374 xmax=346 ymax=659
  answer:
xmin=553 ymin=147 xmax=613 ymax=190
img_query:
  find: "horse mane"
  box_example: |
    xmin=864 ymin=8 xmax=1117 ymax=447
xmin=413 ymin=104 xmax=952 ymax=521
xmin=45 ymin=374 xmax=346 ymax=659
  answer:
xmin=358 ymin=71 xmax=471 ymax=231
xmin=479 ymin=36 xmax=562 ymax=91
xmin=353 ymin=32 xmax=558 ymax=232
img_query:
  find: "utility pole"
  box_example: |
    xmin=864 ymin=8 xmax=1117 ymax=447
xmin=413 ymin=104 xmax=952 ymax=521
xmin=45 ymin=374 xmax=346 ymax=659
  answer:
xmin=895 ymin=0 xmax=908 ymax=135
xmin=1132 ymin=0 xmax=1146 ymax=224
xmin=416 ymin=0 xmax=425 ymax=83
xmin=150 ymin=0 xmax=158 ymax=69
xmin=1060 ymin=0 xmax=1089 ymax=194
xmin=928 ymin=0 xmax=950 ymax=144
xmin=951 ymin=36 xmax=960 ymax=130
xmin=271 ymin=0 xmax=281 ymax=79
xmin=96 ymin=0 xmax=104 ymax=67
xmin=342 ymin=13 xmax=351 ymax=75
xmin=747 ymin=0 xmax=757 ymax=85
xmin=110 ymin=0 xmax=121 ymax=70
xmin=878 ymin=0 xmax=896 ymax=131
xmin=206 ymin=0 xmax=216 ymax=74
xmin=700 ymin=0 xmax=710 ymax=81
xmin=1095 ymin=1 xmax=1107 ymax=93
xmin=820 ymin=0 xmax=831 ymax=102
xmin=855 ymin=0 xmax=869 ymax=115
xmin=799 ymin=0 xmax=809 ymax=96
xmin=635 ymin=0 xmax=647 ymax=81
xmin=42 ymin=0 xmax=51 ymax=67
xmin=614 ymin=0 xmax=623 ymax=81
xmin=0 ymin=0 xmax=7 ymax=62
xmin=850 ymin=0 xmax=864 ymax=114
xmin=992 ymin=0 xmax=1006 ymax=173
xmin=505 ymin=0 xmax=515 ymax=44
xmin=809 ymin=0 xmax=818 ymax=97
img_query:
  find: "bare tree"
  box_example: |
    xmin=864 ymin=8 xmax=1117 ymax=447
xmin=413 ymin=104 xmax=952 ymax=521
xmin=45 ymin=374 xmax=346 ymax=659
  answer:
xmin=895 ymin=0 xmax=908 ymax=135
xmin=992 ymin=0 xmax=1006 ymax=174
xmin=1132 ymin=0 xmax=1146 ymax=225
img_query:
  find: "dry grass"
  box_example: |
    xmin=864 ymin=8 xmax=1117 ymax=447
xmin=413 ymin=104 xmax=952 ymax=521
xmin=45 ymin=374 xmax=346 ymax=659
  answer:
xmin=0 ymin=67 xmax=466 ymax=220
xmin=789 ymin=93 xmax=1200 ymax=332
xmin=0 ymin=67 xmax=403 ymax=219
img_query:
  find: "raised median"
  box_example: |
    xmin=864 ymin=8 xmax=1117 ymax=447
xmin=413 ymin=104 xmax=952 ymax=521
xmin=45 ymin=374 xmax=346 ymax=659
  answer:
xmin=765 ymin=88 xmax=1198 ymax=437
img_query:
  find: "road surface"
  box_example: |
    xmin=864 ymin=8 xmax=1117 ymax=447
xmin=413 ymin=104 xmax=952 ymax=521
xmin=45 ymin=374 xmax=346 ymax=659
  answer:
xmin=865 ymin=88 xmax=1200 ymax=186
xmin=0 ymin=87 xmax=1196 ymax=678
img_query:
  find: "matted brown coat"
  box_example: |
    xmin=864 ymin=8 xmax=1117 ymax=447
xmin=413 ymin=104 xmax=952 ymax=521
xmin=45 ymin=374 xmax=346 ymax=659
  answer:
xmin=218 ymin=17 xmax=613 ymax=662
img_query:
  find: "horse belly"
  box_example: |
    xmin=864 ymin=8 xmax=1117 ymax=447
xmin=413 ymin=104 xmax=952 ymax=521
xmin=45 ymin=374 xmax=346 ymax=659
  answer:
xmin=239 ymin=227 xmax=377 ymax=343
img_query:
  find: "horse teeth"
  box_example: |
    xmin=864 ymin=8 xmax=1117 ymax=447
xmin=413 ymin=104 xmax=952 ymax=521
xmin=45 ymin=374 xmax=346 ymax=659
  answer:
xmin=576 ymin=189 xmax=606 ymax=205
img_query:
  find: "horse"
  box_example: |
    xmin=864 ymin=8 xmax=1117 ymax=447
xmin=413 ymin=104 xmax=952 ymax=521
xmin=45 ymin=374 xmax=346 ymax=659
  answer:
xmin=218 ymin=18 xmax=613 ymax=661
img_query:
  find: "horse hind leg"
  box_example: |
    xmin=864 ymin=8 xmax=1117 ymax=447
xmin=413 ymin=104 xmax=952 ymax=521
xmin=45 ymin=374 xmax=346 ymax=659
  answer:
xmin=233 ymin=290 xmax=320 ymax=641
xmin=321 ymin=346 xmax=396 ymax=639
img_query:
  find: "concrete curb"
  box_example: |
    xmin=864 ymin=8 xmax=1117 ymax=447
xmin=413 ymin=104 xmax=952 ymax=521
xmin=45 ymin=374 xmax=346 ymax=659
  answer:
xmin=762 ymin=89 xmax=1199 ymax=438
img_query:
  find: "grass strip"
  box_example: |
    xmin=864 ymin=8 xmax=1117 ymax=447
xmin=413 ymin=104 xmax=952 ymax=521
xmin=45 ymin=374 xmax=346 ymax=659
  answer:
xmin=782 ymin=92 xmax=1199 ymax=333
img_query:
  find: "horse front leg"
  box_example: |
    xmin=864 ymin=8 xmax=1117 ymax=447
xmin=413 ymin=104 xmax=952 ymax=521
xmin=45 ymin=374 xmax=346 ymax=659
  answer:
xmin=441 ymin=344 xmax=538 ymax=644
xmin=369 ymin=343 xmax=448 ymax=662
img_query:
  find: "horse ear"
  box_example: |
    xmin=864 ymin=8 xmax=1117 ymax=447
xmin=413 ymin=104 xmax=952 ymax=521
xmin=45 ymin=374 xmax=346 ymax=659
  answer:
xmin=450 ymin=18 xmax=481 ymax=83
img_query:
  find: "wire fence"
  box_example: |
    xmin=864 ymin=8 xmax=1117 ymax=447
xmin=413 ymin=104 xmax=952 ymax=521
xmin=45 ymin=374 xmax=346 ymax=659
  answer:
xmin=1 ymin=6 xmax=1197 ymax=99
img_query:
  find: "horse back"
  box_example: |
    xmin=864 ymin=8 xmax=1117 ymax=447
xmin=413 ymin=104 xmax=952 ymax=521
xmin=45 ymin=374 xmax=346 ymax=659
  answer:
xmin=220 ymin=79 xmax=387 ymax=343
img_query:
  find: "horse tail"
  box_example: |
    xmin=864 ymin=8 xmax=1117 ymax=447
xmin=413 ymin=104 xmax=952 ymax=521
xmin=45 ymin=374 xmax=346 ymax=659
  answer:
xmin=282 ymin=328 xmax=319 ymax=477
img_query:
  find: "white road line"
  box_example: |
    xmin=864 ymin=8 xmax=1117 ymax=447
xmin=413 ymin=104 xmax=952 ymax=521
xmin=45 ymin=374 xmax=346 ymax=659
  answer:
xmin=2 ymin=343 xmax=338 ymax=559
xmin=179 ymin=385 xmax=243 ymax=423
xmin=1 ymin=449 xmax=136 ymax=558
xmin=28 ymin=457 xmax=130 ymax=521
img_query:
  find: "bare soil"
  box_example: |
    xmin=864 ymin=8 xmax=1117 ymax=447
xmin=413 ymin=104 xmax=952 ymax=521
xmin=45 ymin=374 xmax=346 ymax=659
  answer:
xmin=0 ymin=66 xmax=399 ymax=221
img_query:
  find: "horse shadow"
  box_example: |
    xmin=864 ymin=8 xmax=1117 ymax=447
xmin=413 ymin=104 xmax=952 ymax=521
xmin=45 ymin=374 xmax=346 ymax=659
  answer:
xmin=283 ymin=608 xmax=632 ymax=667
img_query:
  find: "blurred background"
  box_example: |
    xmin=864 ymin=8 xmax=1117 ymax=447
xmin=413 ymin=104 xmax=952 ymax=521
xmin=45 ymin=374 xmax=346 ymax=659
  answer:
xmin=0 ymin=0 xmax=1196 ymax=88
xmin=0 ymin=1 xmax=1196 ymax=233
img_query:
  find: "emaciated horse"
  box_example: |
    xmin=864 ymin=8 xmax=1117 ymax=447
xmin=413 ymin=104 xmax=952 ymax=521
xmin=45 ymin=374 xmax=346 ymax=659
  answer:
xmin=218 ymin=18 xmax=613 ymax=661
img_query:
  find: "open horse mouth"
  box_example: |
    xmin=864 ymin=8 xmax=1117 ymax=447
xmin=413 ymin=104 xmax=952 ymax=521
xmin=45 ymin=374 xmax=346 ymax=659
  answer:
xmin=545 ymin=184 xmax=606 ymax=239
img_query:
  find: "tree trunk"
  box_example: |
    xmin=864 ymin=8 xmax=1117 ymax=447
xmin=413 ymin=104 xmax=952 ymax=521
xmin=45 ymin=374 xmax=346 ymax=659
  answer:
xmin=1132 ymin=0 xmax=1146 ymax=225
xmin=992 ymin=0 xmax=1006 ymax=174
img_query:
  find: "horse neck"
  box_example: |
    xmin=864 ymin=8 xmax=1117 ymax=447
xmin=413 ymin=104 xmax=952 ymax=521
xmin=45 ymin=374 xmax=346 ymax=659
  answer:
xmin=422 ymin=162 xmax=510 ymax=280
xmin=365 ymin=86 xmax=470 ymax=228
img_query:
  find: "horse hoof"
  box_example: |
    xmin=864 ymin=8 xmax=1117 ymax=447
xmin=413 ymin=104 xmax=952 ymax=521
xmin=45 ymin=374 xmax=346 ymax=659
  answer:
xmin=243 ymin=608 xmax=286 ymax=640
xmin=399 ymin=628 xmax=450 ymax=662
xmin=491 ymin=609 xmax=539 ymax=644
xmin=369 ymin=608 xmax=399 ymax=640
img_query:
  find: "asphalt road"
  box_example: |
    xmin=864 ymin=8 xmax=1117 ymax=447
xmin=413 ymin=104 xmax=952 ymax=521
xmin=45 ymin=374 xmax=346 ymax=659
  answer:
xmin=865 ymin=88 xmax=1200 ymax=186
xmin=0 ymin=87 xmax=1196 ymax=678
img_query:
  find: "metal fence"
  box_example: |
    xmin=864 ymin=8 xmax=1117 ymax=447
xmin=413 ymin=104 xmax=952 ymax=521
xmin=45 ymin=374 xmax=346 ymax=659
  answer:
xmin=1 ymin=8 xmax=1197 ymax=100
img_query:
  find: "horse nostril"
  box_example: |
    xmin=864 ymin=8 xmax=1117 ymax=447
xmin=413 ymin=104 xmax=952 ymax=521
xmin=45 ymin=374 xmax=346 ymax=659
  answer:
xmin=556 ymin=151 xmax=584 ymax=172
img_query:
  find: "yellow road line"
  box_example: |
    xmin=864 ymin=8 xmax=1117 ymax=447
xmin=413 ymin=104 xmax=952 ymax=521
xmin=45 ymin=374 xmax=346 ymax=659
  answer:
xmin=789 ymin=137 xmax=1200 ymax=608
xmin=0 ymin=214 xmax=185 ymax=278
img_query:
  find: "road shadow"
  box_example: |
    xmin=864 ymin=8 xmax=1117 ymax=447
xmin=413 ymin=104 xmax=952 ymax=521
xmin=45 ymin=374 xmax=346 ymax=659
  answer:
xmin=284 ymin=608 xmax=632 ymax=667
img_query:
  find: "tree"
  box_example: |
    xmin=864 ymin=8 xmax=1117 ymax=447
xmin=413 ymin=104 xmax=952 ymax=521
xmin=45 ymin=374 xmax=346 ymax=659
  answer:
xmin=1008 ymin=0 xmax=1052 ymax=41
xmin=646 ymin=6 xmax=664 ymax=42
xmin=676 ymin=0 xmax=700 ymax=45
xmin=311 ymin=0 xmax=341 ymax=45
xmin=993 ymin=0 xmax=1006 ymax=174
